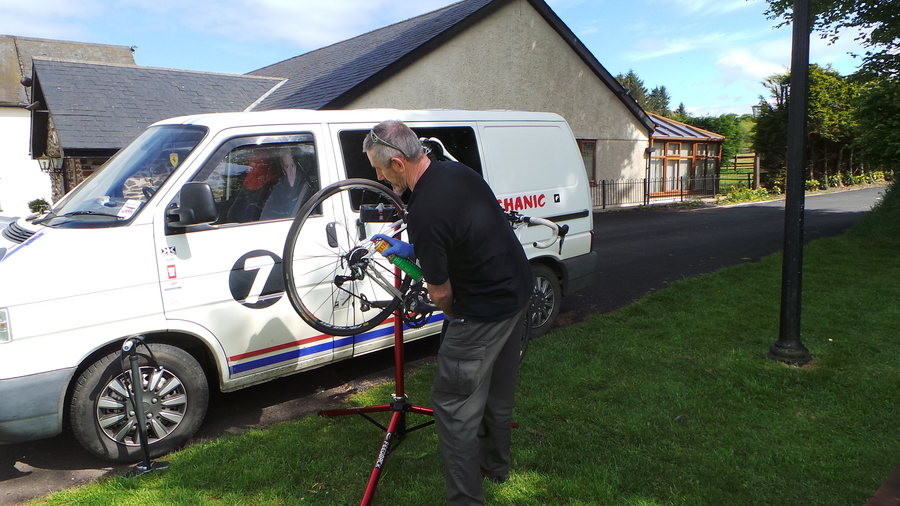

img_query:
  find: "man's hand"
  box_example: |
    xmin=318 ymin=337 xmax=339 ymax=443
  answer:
xmin=427 ymin=280 xmax=454 ymax=318
xmin=371 ymin=234 xmax=415 ymax=259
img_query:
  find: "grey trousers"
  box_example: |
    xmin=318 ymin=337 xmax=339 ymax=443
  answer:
xmin=432 ymin=307 xmax=527 ymax=506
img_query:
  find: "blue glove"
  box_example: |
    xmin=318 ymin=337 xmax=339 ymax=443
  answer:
xmin=371 ymin=234 xmax=415 ymax=259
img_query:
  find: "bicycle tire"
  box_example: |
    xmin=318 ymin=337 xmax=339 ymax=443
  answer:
xmin=283 ymin=179 xmax=411 ymax=336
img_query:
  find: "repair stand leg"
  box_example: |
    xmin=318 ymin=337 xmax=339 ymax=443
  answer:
xmin=360 ymin=406 xmax=405 ymax=506
xmin=318 ymin=283 xmax=435 ymax=505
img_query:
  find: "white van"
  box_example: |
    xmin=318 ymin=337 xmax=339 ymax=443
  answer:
xmin=0 ymin=109 xmax=596 ymax=461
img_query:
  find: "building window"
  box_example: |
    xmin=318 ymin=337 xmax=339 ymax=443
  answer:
xmin=578 ymin=140 xmax=596 ymax=183
xmin=651 ymin=134 xmax=724 ymax=194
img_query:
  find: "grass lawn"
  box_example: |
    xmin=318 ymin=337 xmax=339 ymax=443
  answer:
xmin=30 ymin=184 xmax=900 ymax=506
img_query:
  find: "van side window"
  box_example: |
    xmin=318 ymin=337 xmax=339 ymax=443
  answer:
xmin=339 ymin=126 xmax=483 ymax=184
xmin=191 ymin=135 xmax=319 ymax=224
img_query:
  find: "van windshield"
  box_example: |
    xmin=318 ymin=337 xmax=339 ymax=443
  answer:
xmin=36 ymin=125 xmax=208 ymax=228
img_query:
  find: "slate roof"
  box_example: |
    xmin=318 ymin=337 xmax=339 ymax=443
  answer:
xmin=0 ymin=35 xmax=135 ymax=106
xmin=33 ymin=58 xmax=284 ymax=152
xmin=248 ymin=0 xmax=495 ymax=110
xmin=649 ymin=113 xmax=725 ymax=142
xmin=247 ymin=0 xmax=652 ymax=131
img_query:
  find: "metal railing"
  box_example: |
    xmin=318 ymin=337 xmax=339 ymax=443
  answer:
xmin=591 ymin=174 xmax=754 ymax=209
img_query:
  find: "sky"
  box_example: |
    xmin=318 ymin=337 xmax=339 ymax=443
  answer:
xmin=0 ymin=0 xmax=869 ymax=117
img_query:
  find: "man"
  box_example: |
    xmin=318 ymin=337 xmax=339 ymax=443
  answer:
xmin=364 ymin=120 xmax=533 ymax=505
xmin=259 ymin=149 xmax=315 ymax=220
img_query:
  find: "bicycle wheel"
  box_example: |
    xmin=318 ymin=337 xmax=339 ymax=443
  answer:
xmin=283 ymin=179 xmax=411 ymax=336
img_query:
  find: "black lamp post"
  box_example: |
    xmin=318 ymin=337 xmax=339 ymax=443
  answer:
xmin=768 ymin=0 xmax=813 ymax=366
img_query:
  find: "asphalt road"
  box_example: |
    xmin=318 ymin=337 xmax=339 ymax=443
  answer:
xmin=558 ymin=186 xmax=885 ymax=324
xmin=0 ymin=186 xmax=886 ymax=506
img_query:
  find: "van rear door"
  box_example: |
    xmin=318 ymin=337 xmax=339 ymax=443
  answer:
xmin=478 ymin=121 xmax=594 ymax=260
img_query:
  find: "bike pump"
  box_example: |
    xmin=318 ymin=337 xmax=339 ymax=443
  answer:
xmin=122 ymin=335 xmax=170 ymax=477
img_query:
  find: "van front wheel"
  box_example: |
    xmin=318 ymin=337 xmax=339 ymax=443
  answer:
xmin=69 ymin=343 xmax=209 ymax=463
xmin=530 ymin=263 xmax=561 ymax=338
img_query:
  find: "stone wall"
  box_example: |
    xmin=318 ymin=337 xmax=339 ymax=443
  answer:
xmin=49 ymin=158 xmax=105 ymax=202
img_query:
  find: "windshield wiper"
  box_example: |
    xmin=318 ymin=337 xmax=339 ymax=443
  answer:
xmin=32 ymin=212 xmax=57 ymax=224
xmin=61 ymin=211 xmax=121 ymax=219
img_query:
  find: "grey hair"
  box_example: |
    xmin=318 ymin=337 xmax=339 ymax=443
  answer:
xmin=362 ymin=120 xmax=425 ymax=167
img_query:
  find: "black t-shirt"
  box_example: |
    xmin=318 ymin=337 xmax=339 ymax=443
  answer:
xmin=407 ymin=160 xmax=533 ymax=322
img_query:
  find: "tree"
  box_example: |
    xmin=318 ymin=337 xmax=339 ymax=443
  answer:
xmin=754 ymin=97 xmax=790 ymax=183
xmin=762 ymin=72 xmax=791 ymax=110
xmin=738 ymin=114 xmax=757 ymax=152
xmin=645 ymin=86 xmax=672 ymax=116
xmin=615 ymin=69 xmax=648 ymax=108
xmin=753 ymin=64 xmax=862 ymax=185
xmin=854 ymin=77 xmax=900 ymax=174
xmin=764 ymin=0 xmax=900 ymax=77
xmin=764 ymin=0 xmax=900 ymax=175
xmin=808 ymin=65 xmax=858 ymax=145
xmin=672 ymin=103 xmax=690 ymax=122
xmin=685 ymin=114 xmax=745 ymax=167
xmin=807 ymin=64 xmax=860 ymax=184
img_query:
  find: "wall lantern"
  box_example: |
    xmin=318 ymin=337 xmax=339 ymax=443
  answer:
xmin=37 ymin=156 xmax=64 ymax=173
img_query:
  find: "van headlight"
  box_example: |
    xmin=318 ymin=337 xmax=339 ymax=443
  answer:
xmin=0 ymin=308 xmax=10 ymax=343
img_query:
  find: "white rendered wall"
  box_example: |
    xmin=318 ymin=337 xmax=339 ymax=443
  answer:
xmin=345 ymin=0 xmax=650 ymax=180
xmin=0 ymin=108 xmax=51 ymax=216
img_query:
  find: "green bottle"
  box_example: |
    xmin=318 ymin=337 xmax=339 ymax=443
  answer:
xmin=374 ymin=239 xmax=423 ymax=281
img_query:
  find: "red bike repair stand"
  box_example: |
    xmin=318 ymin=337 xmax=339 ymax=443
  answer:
xmin=318 ymin=285 xmax=435 ymax=506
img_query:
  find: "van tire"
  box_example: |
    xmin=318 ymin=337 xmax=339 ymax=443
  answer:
xmin=70 ymin=343 xmax=209 ymax=463
xmin=530 ymin=263 xmax=561 ymax=338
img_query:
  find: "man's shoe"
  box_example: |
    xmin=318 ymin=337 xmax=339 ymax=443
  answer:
xmin=481 ymin=470 xmax=508 ymax=484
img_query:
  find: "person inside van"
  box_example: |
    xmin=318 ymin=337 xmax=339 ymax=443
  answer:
xmin=227 ymin=151 xmax=280 ymax=223
xmin=243 ymin=150 xmax=281 ymax=192
xmin=365 ymin=120 xmax=532 ymax=506
xmin=259 ymin=148 xmax=316 ymax=220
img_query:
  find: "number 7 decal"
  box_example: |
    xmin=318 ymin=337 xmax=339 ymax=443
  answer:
xmin=229 ymin=250 xmax=284 ymax=309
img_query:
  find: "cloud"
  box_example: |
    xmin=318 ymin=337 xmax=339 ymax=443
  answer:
xmin=0 ymin=0 xmax=105 ymax=18
xmin=627 ymin=31 xmax=751 ymax=61
xmin=809 ymin=28 xmax=866 ymax=74
xmin=711 ymin=28 xmax=865 ymax=87
xmin=715 ymin=46 xmax=789 ymax=85
xmin=688 ymin=103 xmax=755 ymax=116
xmin=207 ymin=0 xmax=458 ymax=48
xmin=545 ymin=0 xmax=593 ymax=11
xmin=103 ymin=0 xmax=407 ymax=48
xmin=0 ymin=0 xmax=105 ymax=40
xmin=0 ymin=16 xmax=90 ymax=42
xmin=652 ymin=0 xmax=753 ymax=16
xmin=0 ymin=0 xmax=458 ymax=53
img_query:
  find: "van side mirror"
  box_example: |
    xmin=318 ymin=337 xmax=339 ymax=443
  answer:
xmin=167 ymin=182 xmax=218 ymax=227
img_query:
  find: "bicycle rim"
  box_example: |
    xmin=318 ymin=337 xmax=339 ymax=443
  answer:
xmin=283 ymin=179 xmax=411 ymax=336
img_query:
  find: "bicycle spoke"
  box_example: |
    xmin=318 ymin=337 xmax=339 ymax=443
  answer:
xmin=283 ymin=180 xmax=411 ymax=336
